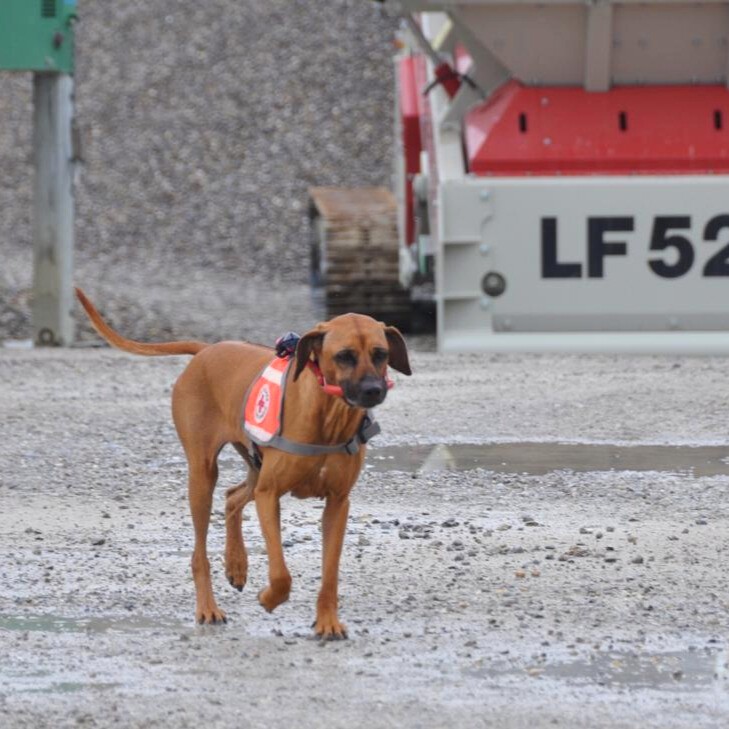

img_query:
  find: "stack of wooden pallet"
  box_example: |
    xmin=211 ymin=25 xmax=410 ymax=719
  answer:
xmin=309 ymin=187 xmax=411 ymax=328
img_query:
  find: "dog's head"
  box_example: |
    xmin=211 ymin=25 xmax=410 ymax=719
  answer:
xmin=293 ymin=313 xmax=412 ymax=408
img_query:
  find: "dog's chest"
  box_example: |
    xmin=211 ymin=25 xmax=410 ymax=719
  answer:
xmin=289 ymin=455 xmax=362 ymax=499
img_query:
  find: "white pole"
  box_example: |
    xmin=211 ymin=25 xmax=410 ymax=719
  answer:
xmin=32 ymin=72 xmax=75 ymax=347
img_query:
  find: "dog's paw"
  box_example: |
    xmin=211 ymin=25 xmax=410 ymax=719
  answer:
xmin=314 ymin=615 xmax=348 ymax=641
xmin=257 ymin=585 xmax=290 ymax=613
xmin=195 ymin=604 xmax=227 ymax=625
xmin=257 ymin=575 xmax=292 ymax=613
xmin=225 ymin=555 xmax=248 ymax=593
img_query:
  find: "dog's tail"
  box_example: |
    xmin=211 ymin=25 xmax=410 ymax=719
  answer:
xmin=75 ymin=287 xmax=208 ymax=357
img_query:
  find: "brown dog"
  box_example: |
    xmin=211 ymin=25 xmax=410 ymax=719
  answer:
xmin=75 ymin=288 xmax=411 ymax=638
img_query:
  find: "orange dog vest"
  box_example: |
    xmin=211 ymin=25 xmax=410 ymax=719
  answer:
xmin=242 ymin=355 xmax=381 ymax=461
xmin=243 ymin=356 xmax=291 ymax=445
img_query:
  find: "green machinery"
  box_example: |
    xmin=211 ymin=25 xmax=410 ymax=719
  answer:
xmin=1 ymin=0 xmax=79 ymax=347
xmin=0 ymin=0 xmax=76 ymax=73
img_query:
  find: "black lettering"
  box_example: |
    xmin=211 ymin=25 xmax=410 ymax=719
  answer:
xmin=648 ymin=216 xmax=693 ymax=278
xmin=703 ymin=214 xmax=729 ymax=276
xmin=541 ymin=218 xmax=582 ymax=278
xmin=588 ymin=217 xmax=632 ymax=278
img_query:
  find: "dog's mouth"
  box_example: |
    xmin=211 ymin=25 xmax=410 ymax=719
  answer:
xmin=343 ymin=378 xmax=388 ymax=409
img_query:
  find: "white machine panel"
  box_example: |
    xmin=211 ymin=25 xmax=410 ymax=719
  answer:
xmin=437 ymin=176 xmax=729 ymax=349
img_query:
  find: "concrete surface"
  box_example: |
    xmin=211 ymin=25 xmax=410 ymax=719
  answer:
xmin=1 ymin=347 xmax=728 ymax=727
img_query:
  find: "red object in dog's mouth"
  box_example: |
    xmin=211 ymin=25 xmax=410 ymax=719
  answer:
xmin=308 ymin=360 xmax=394 ymax=399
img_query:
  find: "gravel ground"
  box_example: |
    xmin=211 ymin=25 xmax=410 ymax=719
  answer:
xmin=1 ymin=348 xmax=728 ymax=727
xmin=0 ymin=0 xmax=397 ymax=342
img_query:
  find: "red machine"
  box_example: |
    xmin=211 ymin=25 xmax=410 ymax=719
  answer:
xmin=313 ymin=1 xmax=729 ymax=352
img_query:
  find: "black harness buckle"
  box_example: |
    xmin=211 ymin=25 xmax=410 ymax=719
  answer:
xmin=359 ymin=413 xmax=381 ymax=444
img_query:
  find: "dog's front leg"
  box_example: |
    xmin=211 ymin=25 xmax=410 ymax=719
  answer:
xmin=315 ymin=494 xmax=350 ymax=639
xmin=255 ymin=485 xmax=292 ymax=612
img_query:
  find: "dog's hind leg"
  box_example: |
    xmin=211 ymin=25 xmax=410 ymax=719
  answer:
xmin=224 ymin=467 xmax=257 ymax=591
xmin=188 ymin=456 xmax=226 ymax=624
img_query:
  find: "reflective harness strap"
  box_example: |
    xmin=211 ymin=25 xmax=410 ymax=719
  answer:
xmin=260 ymin=411 xmax=380 ymax=458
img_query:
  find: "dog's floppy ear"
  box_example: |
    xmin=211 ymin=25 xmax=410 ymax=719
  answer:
xmin=293 ymin=327 xmax=326 ymax=381
xmin=384 ymin=326 xmax=412 ymax=376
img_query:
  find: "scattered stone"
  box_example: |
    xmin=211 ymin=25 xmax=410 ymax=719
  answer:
xmin=562 ymin=545 xmax=590 ymax=559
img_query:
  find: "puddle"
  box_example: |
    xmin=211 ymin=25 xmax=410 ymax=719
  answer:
xmin=0 ymin=614 xmax=184 ymax=634
xmin=467 ymin=648 xmax=728 ymax=691
xmin=22 ymin=681 xmax=122 ymax=694
xmin=490 ymin=648 xmax=729 ymax=691
xmin=367 ymin=443 xmax=729 ymax=477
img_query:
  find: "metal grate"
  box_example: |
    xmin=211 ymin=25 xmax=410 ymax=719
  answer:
xmin=41 ymin=0 xmax=56 ymax=18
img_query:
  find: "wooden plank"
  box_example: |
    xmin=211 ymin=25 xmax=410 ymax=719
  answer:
xmin=310 ymin=186 xmax=397 ymax=223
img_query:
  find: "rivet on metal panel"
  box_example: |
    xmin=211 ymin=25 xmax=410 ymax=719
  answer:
xmin=479 ymin=190 xmax=491 ymax=201
xmin=543 ymin=137 xmax=552 ymax=146
xmin=480 ymin=297 xmax=491 ymax=310
xmin=479 ymin=243 xmax=490 ymax=255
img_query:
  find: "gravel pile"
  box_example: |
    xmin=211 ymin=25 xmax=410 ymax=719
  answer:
xmin=0 ymin=0 xmax=397 ymax=343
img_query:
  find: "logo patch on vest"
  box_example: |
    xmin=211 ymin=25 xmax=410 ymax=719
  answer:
xmin=254 ymin=384 xmax=271 ymax=423
xmin=243 ymin=357 xmax=292 ymax=445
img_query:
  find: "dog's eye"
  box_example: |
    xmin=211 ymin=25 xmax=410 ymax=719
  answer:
xmin=335 ymin=350 xmax=357 ymax=367
xmin=372 ymin=349 xmax=388 ymax=366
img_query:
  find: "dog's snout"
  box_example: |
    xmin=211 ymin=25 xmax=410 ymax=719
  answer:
xmin=362 ymin=381 xmax=383 ymax=398
xmin=357 ymin=376 xmax=387 ymax=407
